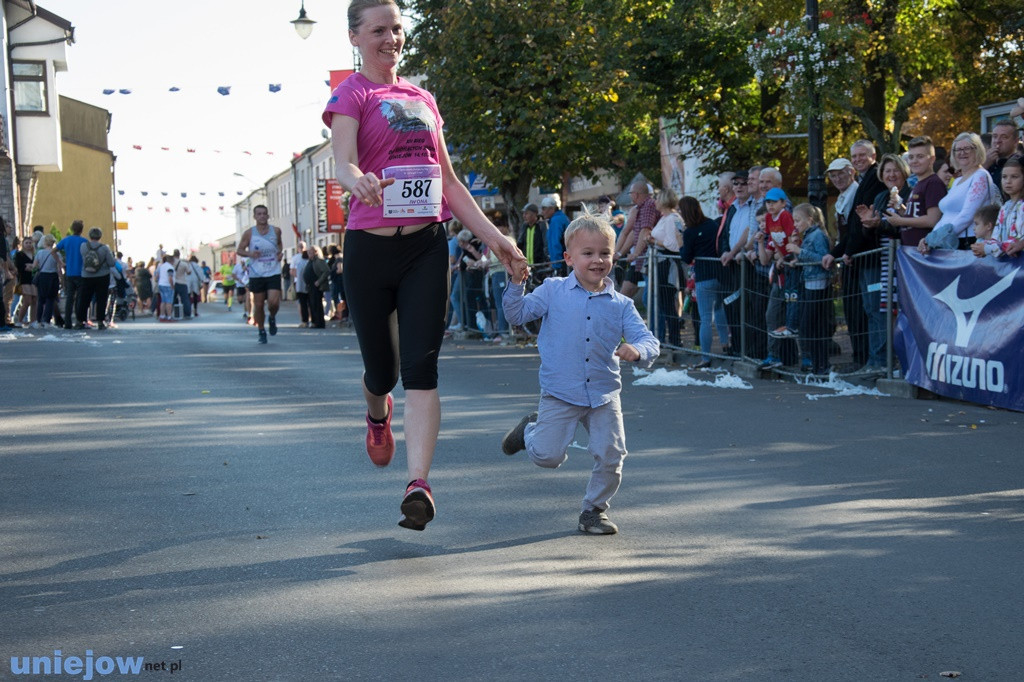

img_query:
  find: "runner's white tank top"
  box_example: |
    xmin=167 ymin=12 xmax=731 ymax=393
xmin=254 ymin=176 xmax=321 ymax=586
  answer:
xmin=248 ymin=227 xmax=280 ymax=278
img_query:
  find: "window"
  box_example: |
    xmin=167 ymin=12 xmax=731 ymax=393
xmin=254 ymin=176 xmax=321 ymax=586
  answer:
xmin=13 ymin=61 xmax=48 ymax=114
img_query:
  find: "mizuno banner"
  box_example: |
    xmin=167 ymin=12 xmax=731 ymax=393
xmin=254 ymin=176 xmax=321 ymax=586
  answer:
xmin=895 ymin=248 xmax=1024 ymax=412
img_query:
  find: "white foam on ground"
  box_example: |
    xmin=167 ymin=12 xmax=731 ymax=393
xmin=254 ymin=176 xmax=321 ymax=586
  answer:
xmin=36 ymin=333 xmax=100 ymax=346
xmin=632 ymin=367 xmax=753 ymax=390
xmin=798 ymin=372 xmax=891 ymax=400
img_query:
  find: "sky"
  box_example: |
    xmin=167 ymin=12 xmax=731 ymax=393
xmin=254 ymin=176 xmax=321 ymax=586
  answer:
xmin=40 ymin=0 xmax=360 ymax=260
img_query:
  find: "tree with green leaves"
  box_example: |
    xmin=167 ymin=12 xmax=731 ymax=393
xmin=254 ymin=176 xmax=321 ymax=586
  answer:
xmin=403 ymin=0 xmax=666 ymax=230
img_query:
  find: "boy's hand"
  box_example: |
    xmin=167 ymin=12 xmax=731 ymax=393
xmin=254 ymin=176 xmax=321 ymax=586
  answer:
xmin=615 ymin=343 xmax=640 ymax=362
xmin=970 ymin=242 xmax=986 ymax=257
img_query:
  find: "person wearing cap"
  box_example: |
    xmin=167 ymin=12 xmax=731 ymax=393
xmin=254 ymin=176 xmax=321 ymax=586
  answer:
xmin=717 ymin=171 xmax=755 ymax=355
xmin=517 ymin=203 xmax=548 ymax=271
xmin=825 ymin=156 xmax=863 ymax=369
xmin=540 ymin=196 xmax=569 ymax=276
xmin=827 ymin=158 xmax=859 ymax=239
xmin=759 ymin=187 xmax=801 ymax=362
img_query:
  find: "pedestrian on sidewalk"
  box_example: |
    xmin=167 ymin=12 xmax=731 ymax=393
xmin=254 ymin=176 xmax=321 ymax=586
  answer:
xmin=323 ymin=0 xmax=527 ymax=531
xmin=78 ymin=227 xmax=117 ymax=330
xmin=32 ymin=235 xmax=61 ymax=327
xmin=501 ymin=214 xmax=659 ymax=535
xmin=304 ymin=244 xmax=329 ymax=329
xmin=156 ymin=255 xmax=175 ymax=322
xmin=55 ymin=220 xmax=87 ymax=329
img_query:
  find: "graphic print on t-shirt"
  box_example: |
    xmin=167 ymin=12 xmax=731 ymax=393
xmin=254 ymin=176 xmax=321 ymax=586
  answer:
xmin=379 ymin=99 xmax=436 ymax=134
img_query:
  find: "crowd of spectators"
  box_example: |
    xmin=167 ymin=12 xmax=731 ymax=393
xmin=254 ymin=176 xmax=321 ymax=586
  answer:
xmin=488 ymin=116 xmax=1022 ymax=376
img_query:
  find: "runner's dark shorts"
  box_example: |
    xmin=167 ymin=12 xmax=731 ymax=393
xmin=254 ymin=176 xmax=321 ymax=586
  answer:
xmin=343 ymin=222 xmax=449 ymax=394
xmin=624 ymin=264 xmax=645 ymax=284
xmin=222 ymin=283 xmax=236 ymax=293
xmin=248 ymin=275 xmax=281 ymax=294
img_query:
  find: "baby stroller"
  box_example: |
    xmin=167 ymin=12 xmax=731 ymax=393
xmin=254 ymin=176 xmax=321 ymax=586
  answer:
xmin=109 ymin=277 xmax=137 ymax=322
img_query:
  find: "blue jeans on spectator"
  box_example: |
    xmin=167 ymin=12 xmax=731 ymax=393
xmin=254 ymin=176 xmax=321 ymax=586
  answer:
xmin=448 ymin=270 xmax=463 ymax=328
xmin=859 ymin=263 xmax=886 ymax=366
xmin=489 ymin=270 xmax=509 ymax=334
xmin=695 ymin=279 xmax=728 ymax=361
xmin=782 ymin=265 xmax=801 ymax=332
xmin=174 ymin=283 xmax=192 ymax=318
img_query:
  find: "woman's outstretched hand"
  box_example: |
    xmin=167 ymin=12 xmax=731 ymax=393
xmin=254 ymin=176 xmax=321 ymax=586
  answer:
xmin=352 ymin=173 xmax=395 ymax=207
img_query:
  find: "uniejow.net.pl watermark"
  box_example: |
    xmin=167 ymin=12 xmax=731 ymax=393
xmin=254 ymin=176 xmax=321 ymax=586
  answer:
xmin=9 ymin=650 xmax=183 ymax=680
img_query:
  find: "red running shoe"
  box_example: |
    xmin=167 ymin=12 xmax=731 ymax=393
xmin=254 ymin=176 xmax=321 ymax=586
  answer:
xmin=398 ymin=478 xmax=435 ymax=531
xmin=365 ymin=393 xmax=395 ymax=467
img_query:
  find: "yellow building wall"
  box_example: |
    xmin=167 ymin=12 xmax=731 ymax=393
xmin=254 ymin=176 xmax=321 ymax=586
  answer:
xmin=33 ymin=141 xmax=115 ymax=249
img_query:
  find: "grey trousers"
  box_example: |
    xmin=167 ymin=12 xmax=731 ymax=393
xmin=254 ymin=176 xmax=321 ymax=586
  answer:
xmin=525 ymin=393 xmax=628 ymax=512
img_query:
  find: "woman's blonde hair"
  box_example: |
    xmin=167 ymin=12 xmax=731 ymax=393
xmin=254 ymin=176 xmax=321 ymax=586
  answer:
xmin=656 ymin=189 xmax=679 ymax=212
xmin=950 ymin=132 xmax=987 ymax=171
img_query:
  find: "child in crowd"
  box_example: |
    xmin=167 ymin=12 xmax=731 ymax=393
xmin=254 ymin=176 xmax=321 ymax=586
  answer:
xmin=787 ymin=204 xmax=833 ymax=374
xmin=970 ymin=205 xmax=1007 ymax=259
xmin=500 ymin=213 xmax=660 ymax=535
xmin=757 ymin=189 xmax=798 ymax=366
xmin=974 ymin=157 xmax=1024 ymax=259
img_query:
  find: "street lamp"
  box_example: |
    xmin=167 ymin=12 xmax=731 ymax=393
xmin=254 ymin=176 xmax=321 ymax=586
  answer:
xmin=805 ymin=0 xmax=827 ymax=212
xmin=291 ymin=1 xmax=315 ymax=40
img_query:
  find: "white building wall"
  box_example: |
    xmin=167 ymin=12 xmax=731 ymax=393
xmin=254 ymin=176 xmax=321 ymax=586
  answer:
xmin=7 ymin=4 xmax=70 ymax=170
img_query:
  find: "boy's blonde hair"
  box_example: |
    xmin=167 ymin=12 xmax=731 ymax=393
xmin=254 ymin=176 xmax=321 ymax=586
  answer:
xmin=563 ymin=211 xmax=616 ymax=249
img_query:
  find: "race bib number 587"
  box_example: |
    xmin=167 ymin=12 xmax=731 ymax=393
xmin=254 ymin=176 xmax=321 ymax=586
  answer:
xmin=381 ymin=165 xmax=443 ymax=218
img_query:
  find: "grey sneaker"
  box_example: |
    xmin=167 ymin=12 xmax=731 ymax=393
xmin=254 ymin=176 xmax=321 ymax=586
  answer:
xmin=501 ymin=412 xmax=537 ymax=455
xmin=578 ymin=508 xmax=618 ymax=535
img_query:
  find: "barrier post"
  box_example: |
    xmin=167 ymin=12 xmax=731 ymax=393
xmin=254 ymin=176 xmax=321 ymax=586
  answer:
xmin=739 ymin=258 xmax=747 ymax=360
xmin=884 ymin=239 xmax=896 ymax=379
xmin=646 ymin=248 xmax=655 ymax=331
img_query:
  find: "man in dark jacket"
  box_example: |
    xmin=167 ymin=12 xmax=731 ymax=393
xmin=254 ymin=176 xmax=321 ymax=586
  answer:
xmin=517 ymin=204 xmax=548 ymax=274
xmin=823 ymin=139 xmax=886 ymax=371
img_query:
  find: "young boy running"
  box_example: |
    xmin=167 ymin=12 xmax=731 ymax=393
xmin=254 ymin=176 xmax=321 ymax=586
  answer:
xmin=501 ymin=213 xmax=660 ymax=535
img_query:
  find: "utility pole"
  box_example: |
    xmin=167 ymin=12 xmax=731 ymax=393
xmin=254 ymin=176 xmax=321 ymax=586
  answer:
xmin=806 ymin=0 xmax=827 ymax=212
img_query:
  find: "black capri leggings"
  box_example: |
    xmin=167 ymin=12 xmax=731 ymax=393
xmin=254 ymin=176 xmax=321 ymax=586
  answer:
xmin=343 ymin=222 xmax=450 ymax=394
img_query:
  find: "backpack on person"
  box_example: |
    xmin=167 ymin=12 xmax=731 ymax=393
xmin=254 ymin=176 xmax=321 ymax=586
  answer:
xmin=83 ymin=243 xmax=103 ymax=274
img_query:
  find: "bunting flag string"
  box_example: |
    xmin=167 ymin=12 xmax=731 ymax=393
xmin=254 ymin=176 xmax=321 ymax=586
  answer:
xmin=120 ymin=205 xmax=231 ymax=214
xmin=123 ymin=144 xmax=297 ymax=157
xmin=117 ymin=190 xmax=248 ymax=198
xmin=99 ymin=80 xmax=328 ymax=97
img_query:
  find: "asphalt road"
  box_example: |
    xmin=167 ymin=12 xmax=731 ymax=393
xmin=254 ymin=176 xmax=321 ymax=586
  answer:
xmin=2 ymin=300 xmax=1022 ymax=681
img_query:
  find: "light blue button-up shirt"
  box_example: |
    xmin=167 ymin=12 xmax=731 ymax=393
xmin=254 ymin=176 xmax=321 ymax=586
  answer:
xmin=503 ymin=272 xmax=660 ymax=408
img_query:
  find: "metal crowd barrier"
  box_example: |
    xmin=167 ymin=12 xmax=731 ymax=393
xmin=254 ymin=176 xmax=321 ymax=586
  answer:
xmin=449 ymin=239 xmax=902 ymax=380
xmin=644 ymin=241 xmax=899 ymax=378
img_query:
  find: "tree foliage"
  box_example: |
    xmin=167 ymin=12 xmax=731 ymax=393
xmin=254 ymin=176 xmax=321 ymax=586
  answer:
xmin=403 ymin=0 xmax=666 ymax=228
xmin=402 ymin=0 xmax=1020 ymax=217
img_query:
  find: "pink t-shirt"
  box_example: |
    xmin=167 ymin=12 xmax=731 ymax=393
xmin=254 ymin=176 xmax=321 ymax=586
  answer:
xmin=322 ymin=73 xmax=453 ymax=230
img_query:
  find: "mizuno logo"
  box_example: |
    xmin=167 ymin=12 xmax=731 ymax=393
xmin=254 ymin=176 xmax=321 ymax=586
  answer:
xmin=932 ymin=269 xmax=1017 ymax=347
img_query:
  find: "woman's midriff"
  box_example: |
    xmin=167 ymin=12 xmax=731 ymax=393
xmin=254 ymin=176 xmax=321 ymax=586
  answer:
xmin=361 ymin=222 xmax=433 ymax=237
